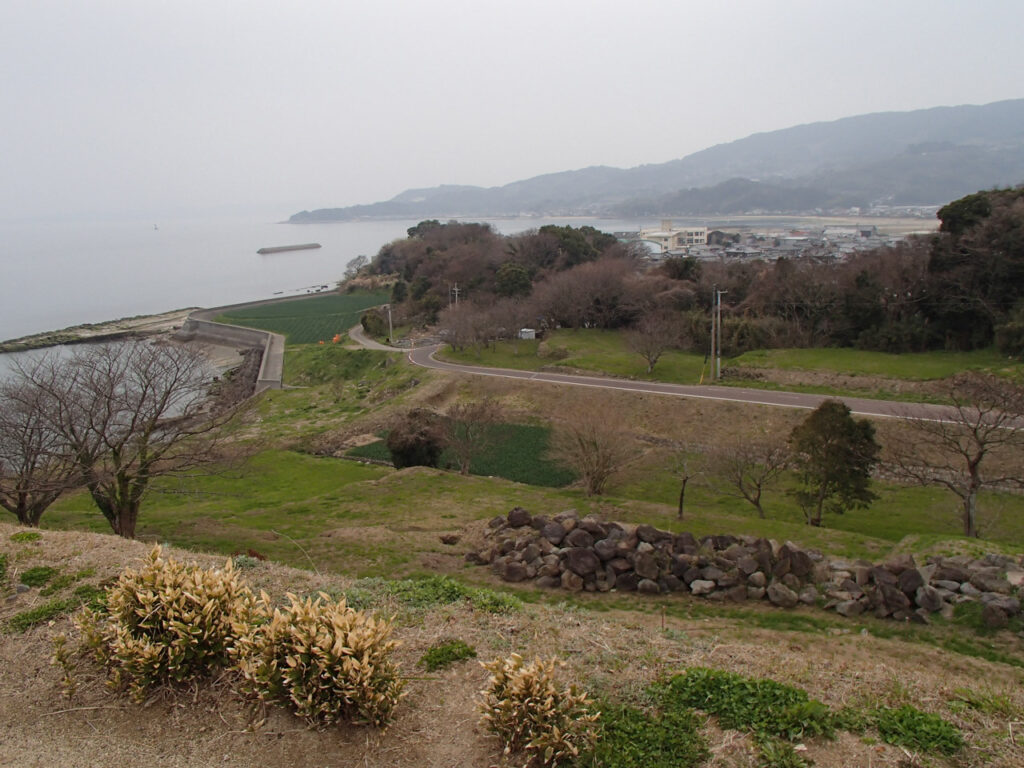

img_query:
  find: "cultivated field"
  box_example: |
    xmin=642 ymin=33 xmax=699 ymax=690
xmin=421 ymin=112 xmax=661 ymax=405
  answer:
xmin=215 ymin=291 xmax=388 ymax=344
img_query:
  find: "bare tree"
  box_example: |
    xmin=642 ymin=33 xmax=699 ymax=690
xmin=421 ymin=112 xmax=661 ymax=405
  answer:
xmin=11 ymin=342 xmax=236 ymax=539
xmin=549 ymin=405 xmax=635 ymax=495
xmin=438 ymin=302 xmax=492 ymax=356
xmin=705 ymin=438 xmax=789 ymax=518
xmin=889 ymin=373 xmax=1024 ymax=538
xmin=445 ymin=398 xmax=502 ymax=475
xmin=625 ymin=309 xmax=682 ymax=374
xmin=0 ymin=381 xmax=78 ymax=526
xmin=668 ymin=442 xmax=700 ymax=519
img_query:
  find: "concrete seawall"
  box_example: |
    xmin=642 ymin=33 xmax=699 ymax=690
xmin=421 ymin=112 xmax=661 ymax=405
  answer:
xmin=175 ymin=301 xmax=288 ymax=393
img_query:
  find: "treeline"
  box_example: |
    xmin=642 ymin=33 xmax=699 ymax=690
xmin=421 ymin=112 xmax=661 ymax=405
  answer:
xmin=361 ymin=188 xmax=1024 ymax=356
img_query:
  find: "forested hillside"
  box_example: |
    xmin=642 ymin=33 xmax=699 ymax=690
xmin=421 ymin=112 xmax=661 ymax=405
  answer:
xmin=359 ymin=188 xmax=1024 ymax=356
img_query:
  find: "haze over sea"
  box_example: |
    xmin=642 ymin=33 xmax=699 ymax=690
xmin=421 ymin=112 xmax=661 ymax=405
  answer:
xmin=1 ymin=213 xmax=649 ymax=342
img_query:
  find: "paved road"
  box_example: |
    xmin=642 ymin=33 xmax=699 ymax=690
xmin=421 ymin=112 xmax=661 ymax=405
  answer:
xmin=345 ymin=324 xmax=961 ymax=421
xmin=402 ymin=344 xmax=967 ymax=422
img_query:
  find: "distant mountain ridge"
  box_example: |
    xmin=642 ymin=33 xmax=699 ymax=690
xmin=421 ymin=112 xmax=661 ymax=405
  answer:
xmin=290 ymin=99 xmax=1024 ymax=222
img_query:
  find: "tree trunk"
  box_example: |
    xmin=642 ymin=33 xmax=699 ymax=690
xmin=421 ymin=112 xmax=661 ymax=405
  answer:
xmin=677 ymin=477 xmax=688 ymax=519
xmin=963 ymin=490 xmax=978 ymax=538
xmin=111 ymin=501 xmax=140 ymax=539
xmin=753 ymin=497 xmax=766 ymax=519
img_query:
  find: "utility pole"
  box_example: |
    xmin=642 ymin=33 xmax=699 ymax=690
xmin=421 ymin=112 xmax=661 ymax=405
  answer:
xmin=386 ymin=303 xmax=393 ymax=342
xmin=710 ymin=284 xmax=716 ymax=380
xmin=715 ymin=288 xmax=728 ymax=380
xmin=450 ymin=283 xmax=461 ymax=308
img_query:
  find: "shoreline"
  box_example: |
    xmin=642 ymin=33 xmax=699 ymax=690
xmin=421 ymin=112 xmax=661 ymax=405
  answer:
xmin=0 ymin=308 xmax=197 ymax=353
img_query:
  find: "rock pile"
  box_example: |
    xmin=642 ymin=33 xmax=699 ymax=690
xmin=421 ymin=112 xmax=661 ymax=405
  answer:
xmin=466 ymin=507 xmax=1024 ymax=627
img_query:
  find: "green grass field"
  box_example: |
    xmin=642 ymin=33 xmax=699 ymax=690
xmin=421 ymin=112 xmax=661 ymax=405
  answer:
xmin=441 ymin=329 xmax=1022 ymax=401
xmin=444 ymin=329 xmax=710 ymax=383
xmin=216 ymin=291 xmax=389 ymax=344
xmin=732 ymin=347 xmax=1014 ymax=380
xmin=348 ymin=423 xmax=577 ymax=487
xmin=39 ymin=441 xmax=1024 ymax=576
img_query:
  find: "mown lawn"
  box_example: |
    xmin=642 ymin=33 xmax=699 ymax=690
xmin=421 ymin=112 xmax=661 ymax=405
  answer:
xmin=216 ymin=291 xmax=388 ymax=344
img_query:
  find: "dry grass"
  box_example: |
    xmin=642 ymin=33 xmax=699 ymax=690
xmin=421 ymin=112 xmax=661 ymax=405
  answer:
xmin=3 ymin=523 xmax=1024 ymax=767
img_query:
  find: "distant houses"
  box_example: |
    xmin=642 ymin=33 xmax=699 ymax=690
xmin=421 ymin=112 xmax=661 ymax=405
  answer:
xmin=623 ymin=219 xmax=903 ymax=263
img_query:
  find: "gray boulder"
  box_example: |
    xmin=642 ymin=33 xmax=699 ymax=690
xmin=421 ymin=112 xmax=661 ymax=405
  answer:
xmin=637 ymin=579 xmax=661 ymax=595
xmin=690 ymin=579 xmax=717 ymax=596
xmin=541 ymin=522 xmax=566 ymax=546
xmin=564 ymin=548 xmax=601 ymax=577
xmin=634 ymin=552 xmax=661 ymax=581
xmin=507 ymin=507 xmax=532 ymax=527
xmin=767 ymin=582 xmax=799 ymax=608
xmin=835 ymin=600 xmax=864 ymax=618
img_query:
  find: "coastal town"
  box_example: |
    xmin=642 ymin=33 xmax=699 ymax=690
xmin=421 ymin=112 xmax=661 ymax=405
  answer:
xmin=620 ymin=217 xmax=935 ymax=262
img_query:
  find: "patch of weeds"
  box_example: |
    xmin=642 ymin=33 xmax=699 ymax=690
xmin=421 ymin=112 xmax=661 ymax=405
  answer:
xmin=949 ymin=687 xmax=1017 ymax=717
xmin=0 ymin=553 xmax=7 ymax=581
xmin=587 ymin=702 xmax=709 ymax=768
xmin=468 ymin=587 xmax=524 ymax=614
xmin=345 ymin=575 xmax=522 ymax=614
xmin=754 ymin=735 xmax=810 ymax=768
xmin=7 ymin=597 xmax=79 ymax=633
xmin=231 ymin=554 xmax=262 ymax=570
xmin=952 ymin=600 xmax=1024 ymax=635
xmin=9 ymin=530 xmax=41 ymax=543
xmin=38 ymin=568 xmax=95 ymax=597
xmin=19 ymin=565 xmax=58 ymax=587
xmin=661 ymin=668 xmax=836 ymax=742
xmin=873 ymin=705 xmax=963 ymax=755
xmin=418 ymin=639 xmax=476 ymax=671
xmin=938 ymin=634 xmax=1024 ymax=669
xmin=72 ymin=584 xmax=106 ymax=611
xmin=832 ymin=706 xmax=874 ymax=734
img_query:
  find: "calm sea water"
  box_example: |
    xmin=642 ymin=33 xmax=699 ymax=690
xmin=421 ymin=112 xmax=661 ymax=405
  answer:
xmin=1 ymin=213 xmax=649 ymax=342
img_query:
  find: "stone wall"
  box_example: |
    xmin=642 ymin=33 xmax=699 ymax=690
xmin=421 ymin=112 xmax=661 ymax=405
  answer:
xmin=466 ymin=508 xmax=1024 ymax=628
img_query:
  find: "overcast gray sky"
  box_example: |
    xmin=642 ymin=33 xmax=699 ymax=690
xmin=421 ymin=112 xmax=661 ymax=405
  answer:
xmin=2 ymin=0 xmax=1022 ymax=220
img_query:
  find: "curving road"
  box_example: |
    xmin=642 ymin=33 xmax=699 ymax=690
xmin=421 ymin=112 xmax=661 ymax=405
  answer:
xmin=348 ymin=325 xmax=958 ymax=421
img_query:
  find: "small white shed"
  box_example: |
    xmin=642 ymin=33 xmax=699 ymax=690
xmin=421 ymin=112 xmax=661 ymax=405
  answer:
xmin=518 ymin=328 xmax=536 ymax=340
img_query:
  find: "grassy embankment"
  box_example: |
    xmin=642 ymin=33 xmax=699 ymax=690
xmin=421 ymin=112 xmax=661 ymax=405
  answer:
xmin=41 ymin=299 xmax=1024 ymax=577
xmin=440 ymin=328 xmax=1015 ymax=401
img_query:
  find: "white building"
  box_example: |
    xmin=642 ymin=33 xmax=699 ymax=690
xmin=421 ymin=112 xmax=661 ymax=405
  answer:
xmin=639 ymin=220 xmax=708 ymax=253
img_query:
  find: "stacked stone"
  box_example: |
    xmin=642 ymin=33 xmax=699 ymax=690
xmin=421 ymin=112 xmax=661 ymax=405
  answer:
xmin=467 ymin=507 xmax=826 ymax=606
xmin=821 ymin=552 xmax=1023 ymax=627
xmin=465 ymin=507 xmax=1024 ymax=627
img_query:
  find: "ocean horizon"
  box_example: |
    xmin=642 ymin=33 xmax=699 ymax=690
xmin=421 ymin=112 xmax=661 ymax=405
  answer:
xmin=2 ymin=213 xmax=651 ymax=342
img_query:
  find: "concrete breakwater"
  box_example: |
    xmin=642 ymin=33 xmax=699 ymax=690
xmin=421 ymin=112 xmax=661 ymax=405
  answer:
xmin=174 ymin=300 xmax=286 ymax=394
xmin=256 ymin=243 xmax=321 ymax=255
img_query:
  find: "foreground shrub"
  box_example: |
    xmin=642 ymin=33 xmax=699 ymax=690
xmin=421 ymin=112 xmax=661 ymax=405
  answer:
xmin=479 ymin=654 xmax=599 ymax=767
xmin=233 ymin=591 xmax=403 ymax=727
xmin=77 ymin=546 xmax=252 ymax=700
